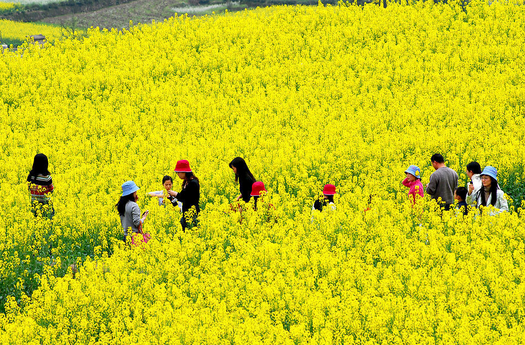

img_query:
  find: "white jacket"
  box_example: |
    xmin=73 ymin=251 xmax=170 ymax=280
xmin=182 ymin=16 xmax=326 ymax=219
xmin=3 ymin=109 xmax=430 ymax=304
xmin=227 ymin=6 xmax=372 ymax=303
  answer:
xmin=470 ymin=188 xmax=508 ymax=215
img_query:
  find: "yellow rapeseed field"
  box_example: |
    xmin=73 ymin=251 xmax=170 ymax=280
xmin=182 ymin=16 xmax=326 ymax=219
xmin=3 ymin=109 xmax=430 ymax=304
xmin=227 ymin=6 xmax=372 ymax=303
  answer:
xmin=0 ymin=3 xmax=16 ymax=11
xmin=1 ymin=1 xmax=525 ymax=343
xmin=0 ymin=19 xmax=63 ymax=45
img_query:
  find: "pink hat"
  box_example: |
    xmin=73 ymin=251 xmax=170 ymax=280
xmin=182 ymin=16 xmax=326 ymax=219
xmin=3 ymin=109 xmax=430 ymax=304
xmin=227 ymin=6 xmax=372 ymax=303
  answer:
xmin=250 ymin=181 xmax=267 ymax=197
xmin=174 ymin=160 xmax=192 ymax=173
xmin=323 ymin=184 xmax=336 ymax=195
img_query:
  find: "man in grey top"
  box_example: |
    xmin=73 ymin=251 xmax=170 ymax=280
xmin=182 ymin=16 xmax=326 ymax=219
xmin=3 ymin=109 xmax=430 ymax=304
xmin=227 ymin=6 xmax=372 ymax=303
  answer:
xmin=426 ymin=153 xmax=458 ymax=210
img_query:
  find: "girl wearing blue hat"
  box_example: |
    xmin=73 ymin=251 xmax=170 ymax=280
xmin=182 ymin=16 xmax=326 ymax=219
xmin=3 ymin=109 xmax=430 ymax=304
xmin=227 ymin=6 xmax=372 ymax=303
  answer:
xmin=116 ymin=181 xmax=149 ymax=241
xmin=470 ymin=166 xmax=508 ymax=214
xmin=402 ymin=165 xmax=424 ymax=204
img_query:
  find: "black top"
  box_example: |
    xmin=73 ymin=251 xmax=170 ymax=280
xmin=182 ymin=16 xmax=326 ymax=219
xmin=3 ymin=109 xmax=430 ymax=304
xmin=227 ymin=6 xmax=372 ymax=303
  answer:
xmin=239 ymin=176 xmax=254 ymax=203
xmin=313 ymin=199 xmax=325 ymax=211
xmin=457 ymin=201 xmax=468 ymax=215
xmin=175 ymin=179 xmax=200 ymax=214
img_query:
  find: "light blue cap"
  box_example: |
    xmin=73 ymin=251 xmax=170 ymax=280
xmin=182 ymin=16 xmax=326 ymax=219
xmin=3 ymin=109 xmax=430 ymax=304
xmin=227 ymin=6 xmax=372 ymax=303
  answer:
xmin=121 ymin=180 xmax=140 ymax=196
xmin=480 ymin=166 xmax=498 ymax=181
xmin=404 ymin=165 xmax=421 ymax=179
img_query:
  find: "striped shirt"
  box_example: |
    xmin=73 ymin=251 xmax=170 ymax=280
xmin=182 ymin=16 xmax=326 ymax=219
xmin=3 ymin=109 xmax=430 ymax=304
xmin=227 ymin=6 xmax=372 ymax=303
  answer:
xmin=27 ymin=174 xmax=54 ymax=204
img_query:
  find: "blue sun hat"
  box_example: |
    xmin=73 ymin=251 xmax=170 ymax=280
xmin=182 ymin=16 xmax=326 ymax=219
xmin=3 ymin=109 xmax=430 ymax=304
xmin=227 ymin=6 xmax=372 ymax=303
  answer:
xmin=404 ymin=165 xmax=421 ymax=179
xmin=480 ymin=166 xmax=498 ymax=181
xmin=121 ymin=181 xmax=140 ymax=196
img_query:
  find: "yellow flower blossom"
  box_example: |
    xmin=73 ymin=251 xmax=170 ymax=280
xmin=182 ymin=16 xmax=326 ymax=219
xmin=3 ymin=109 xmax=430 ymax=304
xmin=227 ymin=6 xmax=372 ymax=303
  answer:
xmin=0 ymin=1 xmax=525 ymax=343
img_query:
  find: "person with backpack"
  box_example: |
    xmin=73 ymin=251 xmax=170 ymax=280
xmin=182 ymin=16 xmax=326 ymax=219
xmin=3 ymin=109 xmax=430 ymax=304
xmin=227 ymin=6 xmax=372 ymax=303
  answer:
xmin=229 ymin=157 xmax=256 ymax=203
xmin=27 ymin=153 xmax=55 ymax=219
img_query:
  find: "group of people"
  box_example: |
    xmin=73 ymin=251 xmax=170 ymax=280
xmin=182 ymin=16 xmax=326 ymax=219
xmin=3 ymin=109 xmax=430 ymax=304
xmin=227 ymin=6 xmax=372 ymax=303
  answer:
xmin=27 ymin=152 xmax=509 ymax=244
xmin=115 ymin=157 xmax=274 ymax=241
xmin=402 ymin=153 xmax=509 ymax=215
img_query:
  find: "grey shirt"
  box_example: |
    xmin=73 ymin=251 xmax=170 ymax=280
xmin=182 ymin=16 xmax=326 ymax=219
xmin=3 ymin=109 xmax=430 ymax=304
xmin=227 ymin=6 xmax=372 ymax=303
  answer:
xmin=426 ymin=166 xmax=458 ymax=205
xmin=120 ymin=201 xmax=142 ymax=236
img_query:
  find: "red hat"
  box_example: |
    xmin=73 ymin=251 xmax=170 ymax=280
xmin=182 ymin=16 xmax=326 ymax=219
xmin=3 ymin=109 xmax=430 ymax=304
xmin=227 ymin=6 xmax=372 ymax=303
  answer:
xmin=250 ymin=181 xmax=267 ymax=196
xmin=323 ymin=184 xmax=336 ymax=195
xmin=174 ymin=160 xmax=192 ymax=173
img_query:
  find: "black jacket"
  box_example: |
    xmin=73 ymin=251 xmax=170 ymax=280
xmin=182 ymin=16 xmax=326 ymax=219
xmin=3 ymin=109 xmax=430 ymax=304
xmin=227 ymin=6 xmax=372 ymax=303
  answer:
xmin=239 ymin=176 xmax=254 ymax=203
xmin=176 ymin=179 xmax=200 ymax=214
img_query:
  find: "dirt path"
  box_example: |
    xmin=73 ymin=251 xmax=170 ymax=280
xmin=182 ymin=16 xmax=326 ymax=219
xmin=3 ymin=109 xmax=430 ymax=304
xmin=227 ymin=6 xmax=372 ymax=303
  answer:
xmin=40 ymin=0 xmax=189 ymax=30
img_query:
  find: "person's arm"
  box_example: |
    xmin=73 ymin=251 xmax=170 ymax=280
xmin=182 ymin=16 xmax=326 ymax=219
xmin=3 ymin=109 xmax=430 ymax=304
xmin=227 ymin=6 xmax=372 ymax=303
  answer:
xmin=467 ymin=191 xmax=478 ymax=207
xmin=496 ymin=190 xmax=509 ymax=213
xmin=402 ymin=178 xmax=411 ymax=187
xmin=148 ymin=191 xmax=163 ymax=198
xmin=426 ymin=175 xmax=437 ymax=195
xmin=130 ymin=203 xmax=143 ymax=228
xmin=468 ymin=182 xmax=475 ymax=196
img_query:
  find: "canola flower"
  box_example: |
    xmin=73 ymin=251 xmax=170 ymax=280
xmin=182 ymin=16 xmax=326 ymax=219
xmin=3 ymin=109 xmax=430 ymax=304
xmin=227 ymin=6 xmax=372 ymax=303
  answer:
xmin=0 ymin=0 xmax=65 ymax=5
xmin=0 ymin=19 xmax=63 ymax=45
xmin=0 ymin=1 xmax=525 ymax=343
xmin=0 ymin=3 xmax=16 ymax=11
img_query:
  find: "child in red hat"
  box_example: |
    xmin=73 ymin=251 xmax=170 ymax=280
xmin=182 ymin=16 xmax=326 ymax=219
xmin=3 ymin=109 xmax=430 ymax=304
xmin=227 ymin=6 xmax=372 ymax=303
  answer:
xmin=312 ymin=184 xmax=336 ymax=211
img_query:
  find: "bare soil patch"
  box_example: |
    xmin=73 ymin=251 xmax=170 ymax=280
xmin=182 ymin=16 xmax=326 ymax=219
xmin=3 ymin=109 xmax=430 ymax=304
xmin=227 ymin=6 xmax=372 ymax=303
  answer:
xmin=39 ymin=0 xmax=246 ymax=30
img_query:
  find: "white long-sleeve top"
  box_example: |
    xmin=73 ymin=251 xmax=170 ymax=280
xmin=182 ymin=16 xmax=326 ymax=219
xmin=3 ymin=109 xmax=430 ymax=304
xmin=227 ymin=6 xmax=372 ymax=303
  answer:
xmin=470 ymin=188 xmax=509 ymax=215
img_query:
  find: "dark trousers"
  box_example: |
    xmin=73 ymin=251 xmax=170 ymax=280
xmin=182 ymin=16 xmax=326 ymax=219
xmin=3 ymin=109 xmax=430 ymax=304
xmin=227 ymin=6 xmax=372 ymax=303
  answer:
xmin=180 ymin=213 xmax=198 ymax=231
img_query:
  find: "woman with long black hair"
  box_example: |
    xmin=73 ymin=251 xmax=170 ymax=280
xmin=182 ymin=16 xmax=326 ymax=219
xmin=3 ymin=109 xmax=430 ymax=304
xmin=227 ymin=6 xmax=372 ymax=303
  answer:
xmin=168 ymin=160 xmax=200 ymax=231
xmin=116 ymin=181 xmax=148 ymax=242
xmin=27 ymin=153 xmax=54 ymax=219
xmin=470 ymin=166 xmax=508 ymax=215
xmin=229 ymin=157 xmax=256 ymax=203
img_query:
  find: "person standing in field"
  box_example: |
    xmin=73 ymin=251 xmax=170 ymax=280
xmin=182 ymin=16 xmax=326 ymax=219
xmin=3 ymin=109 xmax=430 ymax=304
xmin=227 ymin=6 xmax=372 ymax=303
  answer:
xmin=27 ymin=153 xmax=55 ymax=219
xmin=148 ymin=175 xmax=182 ymax=210
xmin=229 ymin=157 xmax=256 ymax=203
xmin=312 ymin=184 xmax=337 ymax=211
xmin=454 ymin=187 xmax=469 ymax=215
xmin=465 ymin=161 xmax=482 ymax=203
xmin=470 ymin=166 xmax=508 ymax=215
xmin=402 ymin=165 xmax=424 ymax=204
xmin=117 ymin=181 xmax=148 ymax=242
xmin=426 ymin=154 xmax=458 ymax=210
xmin=168 ymin=160 xmax=200 ymax=231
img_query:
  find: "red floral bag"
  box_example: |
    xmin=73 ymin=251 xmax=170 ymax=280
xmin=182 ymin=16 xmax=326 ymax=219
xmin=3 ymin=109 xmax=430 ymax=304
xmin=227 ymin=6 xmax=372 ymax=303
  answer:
xmin=131 ymin=223 xmax=151 ymax=246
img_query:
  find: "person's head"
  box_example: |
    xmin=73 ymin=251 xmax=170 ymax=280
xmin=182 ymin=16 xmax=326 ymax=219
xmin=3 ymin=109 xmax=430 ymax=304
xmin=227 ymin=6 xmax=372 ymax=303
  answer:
xmin=430 ymin=154 xmax=445 ymax=170
xmin=117 ymin=181 xmax=140 ymax=215
xmin=229 ymin=157 xmax=255 ymax=183
xmin=455 ymin=187 xmax=467 ymax=202
xmin=162 ymin=175 xmax=173 ymax=191
xmin=177 ymin=172 xmax=196 ymax=181
xmin=480 ymin=166 xmax=499 ymax=207
xmin=322 ymin=184 xmax=336 ymax=202
xmin=30 ymin=153 xmax=50 ymax=176
xmin=174 ymin=160 xmax=198 ymax=184
xmin=404 ymin=165 xmax=421 ymax=182
xmin=466 ymin=161 xmax=482 ymax=179
xmin=480 ymin=166 xmax=497 ymax=188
